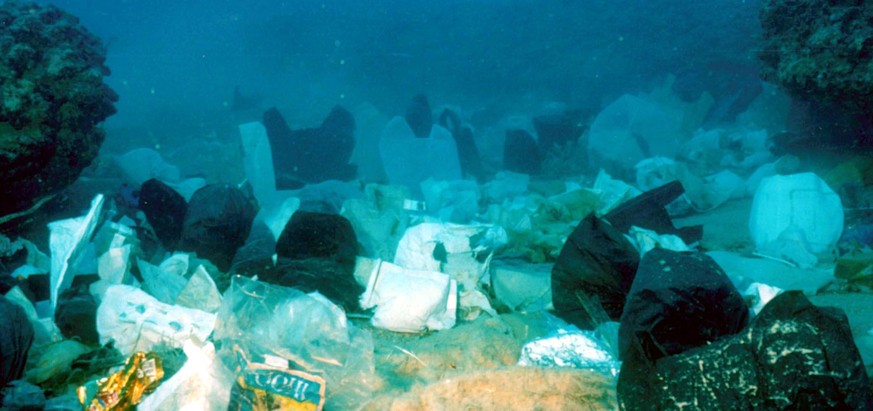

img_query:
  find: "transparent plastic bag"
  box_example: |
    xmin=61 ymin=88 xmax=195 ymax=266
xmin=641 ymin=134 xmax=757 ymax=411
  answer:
xmin=213 ymin=276 xmax=378 ymax=410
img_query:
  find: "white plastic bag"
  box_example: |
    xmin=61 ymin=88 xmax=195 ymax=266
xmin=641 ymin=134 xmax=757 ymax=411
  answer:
xmin=360 ymin=260 xmax=457 ymax=332
xmin=96 ymin=285 xmax=215 ymax=356
xmin=749 ymin=173 xmax=843 ymax=261
xmin=48 ymin=194 xmax=104 ymax=316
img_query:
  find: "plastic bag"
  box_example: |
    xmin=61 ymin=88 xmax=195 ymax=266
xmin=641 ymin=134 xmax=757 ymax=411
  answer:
xmin=213 ymin=276 xmax=378 ymax=410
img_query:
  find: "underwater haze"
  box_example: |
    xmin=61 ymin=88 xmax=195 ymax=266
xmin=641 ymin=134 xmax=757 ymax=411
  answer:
xmin=39 ymin=0 xmax=761 ymax=136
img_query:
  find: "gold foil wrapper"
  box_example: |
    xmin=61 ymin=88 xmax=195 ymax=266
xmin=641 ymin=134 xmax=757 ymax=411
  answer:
xmin=77 ymin=352 xmax=164 ymax=410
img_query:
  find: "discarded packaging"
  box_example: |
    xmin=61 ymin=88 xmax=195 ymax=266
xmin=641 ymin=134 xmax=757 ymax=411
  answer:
xmin=139 ymin=339 xmax=234 ymax=411
xmin=394 ymin=222 xmax=505 ymax=274
xmin=749 ymin=173 xmax=843 ymax=259
xmin=518 ymin=326 xmax=621 ymax=378
xmin=360 ymin=259 xmax=458 ymax=332
xmin=49 ymin=194 xmax=105 ymax=316
xmin=213 ymin=276 xmax=377 ymax=411
xmin=228 ymin=346 xmax=327 ymax=411
xmin=78 ymin=351 xmax=164 ymax=411
xmin=96 ymin=285 xmax=216 ymax=356
xmin=341 ymin=184 xmax=410 ymax=261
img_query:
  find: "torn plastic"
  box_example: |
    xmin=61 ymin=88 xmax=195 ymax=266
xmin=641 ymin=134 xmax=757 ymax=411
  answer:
xmin=96 ymin=285 xmax=216 ymax=357
xmin=394 ymin=222 xmax=505 ymax=274
xmin=7 ymin=237 xmax=51 ymax=278
xmin=547 ymin=187 xmax=601 ymax=221
xmin=626 ymin=226 xmax=692 ymax=257
xmin=360 ymin=259 xmax=458 ymax=332
xmin=49 ymin=194 xmax=104 ymax=317
xmin=341 ymin=183 xmax=410 ymax=261
xmin=604 ymin=180 xmax=703 ymax=245
xmin=135 ymin=253 xmax=221 ymax=313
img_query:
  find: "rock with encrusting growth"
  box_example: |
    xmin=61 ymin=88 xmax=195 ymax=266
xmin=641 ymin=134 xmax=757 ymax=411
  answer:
xmin=759 ymin=0 xmax=873 ymax=110
xmin=0 ymin=2 xmax=117 ymax=219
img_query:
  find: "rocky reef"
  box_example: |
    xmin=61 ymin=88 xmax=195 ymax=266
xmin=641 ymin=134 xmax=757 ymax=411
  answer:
xmin=759 ymin=0 xmax=873 ymax=112
xmin=0 ymin=2 xmax=117 ymax=219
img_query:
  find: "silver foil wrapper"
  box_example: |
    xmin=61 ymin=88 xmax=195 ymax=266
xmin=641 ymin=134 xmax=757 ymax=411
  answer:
xmin=518 ymin=326 xmax=621 ymax=378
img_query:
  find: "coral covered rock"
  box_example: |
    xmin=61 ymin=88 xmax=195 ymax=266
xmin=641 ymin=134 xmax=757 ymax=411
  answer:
xmin=0 ymin=2 xmax=117 ymax=218
xmin=759 ymin=0 xmax=873 ymax=110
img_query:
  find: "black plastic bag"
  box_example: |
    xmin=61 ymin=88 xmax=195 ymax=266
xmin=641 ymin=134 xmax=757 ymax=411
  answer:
xmin=178 ymin=184 xmax=256 ymax=272
xmin=139 ymin=178 xmax=187 ymax=250
xmin=551 ymin=213 xmax=640 ymax=329
xmin=0 ymin=296 xmax=34 ymax=389
xmin=618 ymin=291 xmax=873 ymax=410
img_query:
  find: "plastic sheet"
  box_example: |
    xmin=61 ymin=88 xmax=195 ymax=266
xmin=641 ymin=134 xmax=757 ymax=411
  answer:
xmin=48 ymin=194 xmax=104 ymax=316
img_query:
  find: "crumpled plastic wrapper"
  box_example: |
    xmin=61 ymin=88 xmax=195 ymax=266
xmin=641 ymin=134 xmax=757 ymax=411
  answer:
xmin=518 ymin=326 xmax=621 ymax=378
xmin=77 ymin=352 xmax=164 ymax=410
